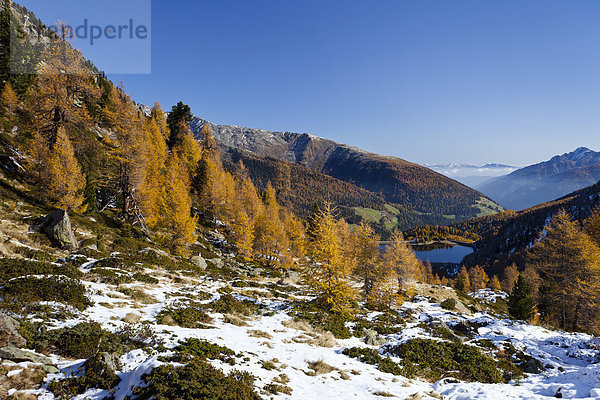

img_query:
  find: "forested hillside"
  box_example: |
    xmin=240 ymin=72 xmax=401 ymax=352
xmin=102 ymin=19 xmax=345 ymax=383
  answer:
xmin=191 ymin=117 xmax=503 ymax=229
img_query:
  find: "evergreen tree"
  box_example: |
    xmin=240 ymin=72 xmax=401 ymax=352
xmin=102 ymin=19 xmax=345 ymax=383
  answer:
xmin=167 ymin=101 xmax=193 ymax=149
xmin=508 ymin=274 xmax=536 ymax=321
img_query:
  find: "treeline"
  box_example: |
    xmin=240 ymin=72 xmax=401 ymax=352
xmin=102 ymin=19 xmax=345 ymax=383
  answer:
xmin=403 ymin=225 xmax=481 ymax=243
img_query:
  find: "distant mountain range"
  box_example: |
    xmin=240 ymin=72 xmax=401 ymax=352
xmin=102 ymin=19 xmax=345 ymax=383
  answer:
xmin=476 ymin=147 xmax=600 ymax=210
xmin=190 ymin=118 xmax=503 ymax=231
xmin=425 ymin=163 xmax=518 ymax=187
xmin=456 ymin=180 xmax=600 ymax=274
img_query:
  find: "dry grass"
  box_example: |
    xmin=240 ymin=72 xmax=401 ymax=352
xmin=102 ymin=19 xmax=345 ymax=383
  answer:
xmin=248 ymin=329 xmax=272 ymax=339
xmin=374 ymin=391 xmax=396 ymax=397
xmin=306 ymin=360 xmax=338 ymax=376
xmin=282 ymin=318 xmax=313 ymax=332
xmin=224 ymin=313 xmax=249 ymax=326
xmin=122 ymin=312 xmax=142 ymax=324
xmin=0 ymin=365 xmax=47 ymax=399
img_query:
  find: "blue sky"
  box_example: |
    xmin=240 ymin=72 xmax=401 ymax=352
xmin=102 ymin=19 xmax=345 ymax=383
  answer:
xmin=17 ymin=0 xmax=600 ymax=165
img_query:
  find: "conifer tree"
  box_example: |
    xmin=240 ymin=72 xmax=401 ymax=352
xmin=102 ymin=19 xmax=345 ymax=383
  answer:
xmin=584 ymin=205 xmax=600 ymax=246
xmin=351 ymin=222 xmax=381 ymax=297
xmin=160 ymin=153 xmax=198 ymax=250
xmin=137 ymin=104 xmax=168 ymax=227
xmin=44 ymin=126 xmax=86 ymax=210
xmin=0 ymin=81 xmax=18 ymax=116
xmin=382 ymin=230 xmax=423 ymax=289
xmin=368 ymin=262 xmax=401 ymax=310
xmin=231 ymin=210 xmax=255 ymax=260
xmin=501 ymin=264 xmax=520 ymax=293
xmin=253 ymin=183 xmax=288 ymax=267
xmin=527 ymin=210 xmax=600 ymax=332
xmin=469 ymin=265 xmax=489 ymax=291
xmin=167 ymin=102 xmax=193 ymax=149
xmin=307 ymin=202 xmax=357 ymax=314
xmin=456 ymin=266 xmax=471 ymax=293
xmin=284 ymin=212 xmax=307 ymax=261
xmin=508 ymin=274 xmax=536 ymax=321
xmin=488 ymin=275 xmax=502 ymax=291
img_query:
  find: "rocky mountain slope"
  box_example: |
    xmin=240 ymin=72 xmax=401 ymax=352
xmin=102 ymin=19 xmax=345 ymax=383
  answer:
xmin=191 ymin=118 xmax=503 ymax=228
xmin=477 ymin=147 xmax=600 ymax=210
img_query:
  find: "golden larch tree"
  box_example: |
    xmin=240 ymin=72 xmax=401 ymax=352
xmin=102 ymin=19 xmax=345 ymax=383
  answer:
xmin=307 ymin=202 xmax=357 ymax=314
xmin=382 ymin=230 xmax=424 ymax=289
xmin=44 ymin=126 xmax=86 ymax=210
xmin=160 ymin=153 xmax=198 ymax=250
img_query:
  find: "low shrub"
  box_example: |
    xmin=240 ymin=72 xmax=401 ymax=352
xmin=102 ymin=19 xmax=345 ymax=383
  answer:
xmin=130 ymin=358 xmax=262 ymax=400
xmin=175 ymin=338 xmax=236 ymax=364
xmin=291 ymin=301 xmax=353 ymax=339
xmin=89 ymin=267 xmax=133 ymax=285
xmin=441 ymin=298 xmax=457 ymax=310
xmin=48 ymin=353 xmax=121 ymax=399
xmin=0 ymin=276 xmax=92 ymax=311
xmin=0 ymin=258 xmax=80 ymax=285
xmin=207 ymin=294 xmax=259 ymax=316
xmin=157 ymin=304 xmax=213 ymax=328
xmin=385 ymin=338 xmax=517 ymax=383
xmin=20 ymin=321 xmax=144 ymax=359
xmin=342 ymin=347 xmax=404 ymax=376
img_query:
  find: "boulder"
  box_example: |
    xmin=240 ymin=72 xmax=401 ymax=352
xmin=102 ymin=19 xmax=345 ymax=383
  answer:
xmin=0 ymin=313 xmax=26 ymax=348
xmin=191 ymin=255 xmax=207 ymax=270
xmin=0 ymin=346 xmax=53 ymax=365
xmin=80 ymin=352 xmax=121 ymax=390
xmin=521 ymin=357 xmax=544 ymax=374
xmin=210 ymin=258 xmax=224 ymax=268
xmin=363 ymin=329 xmax=387 ymax=346
xmin=32 ymin=209 xmax=78 ymax=249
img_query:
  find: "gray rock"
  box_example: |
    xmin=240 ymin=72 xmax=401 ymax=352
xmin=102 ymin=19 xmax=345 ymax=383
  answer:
xmin=363 ymin=329 xmax=387 ymax=346
xmin=277 ymin=270 xmax=302 ymax=285
xmin=0 ymin=346 xmax=53 ymax=365
xmin=0 ymin=313 xmax=26 ymax=348
xmin=41 ymin=365 xmax=60 ymax=374
xmin=210 ymin=258 xmax=224 ymax=268
xmin=32 ymin=209 xmax=78 ymax=249
xmin=191 ymin=255 xmax=207 ymax=270
xmin=85 ymin=352 xmax=121 ymax=374
xmin=521 ymin=357 xmax=544 ymax=374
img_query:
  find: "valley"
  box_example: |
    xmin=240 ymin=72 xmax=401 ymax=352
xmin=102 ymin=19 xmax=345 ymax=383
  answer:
xmin=0 ymin=1 xmax=599 ymax=400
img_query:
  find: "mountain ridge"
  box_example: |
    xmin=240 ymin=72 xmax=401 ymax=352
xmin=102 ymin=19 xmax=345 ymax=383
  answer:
xmin=477 ymin=147 xmax=600 ymax=210
xmin=190 ymin=117 xmax=503 ymax=225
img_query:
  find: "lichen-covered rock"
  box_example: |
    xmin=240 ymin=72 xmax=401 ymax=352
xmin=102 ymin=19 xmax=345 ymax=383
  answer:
xmin=0 ymin=313 xmax=26 ymax=348
xmin=0 ymin=346 xmax=53 ymax=365
xmin=191 ymin=255 xmax=207 ymax=270
xmin=32 ymin=209 xmax=78 ymax=249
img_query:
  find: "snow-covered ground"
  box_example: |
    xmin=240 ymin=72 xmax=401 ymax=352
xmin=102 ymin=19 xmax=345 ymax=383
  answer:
xmin=12 ymin=258 xmax=600 ymax=400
